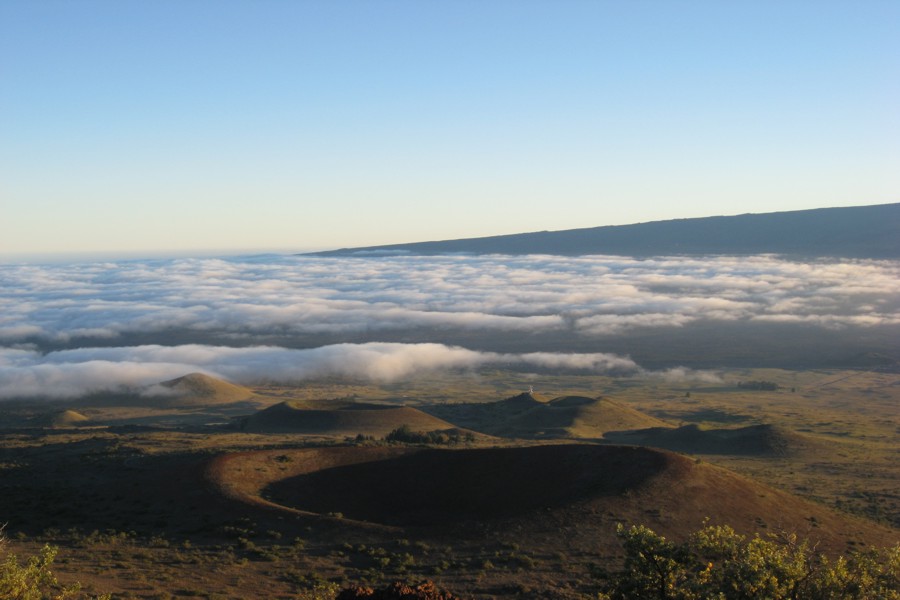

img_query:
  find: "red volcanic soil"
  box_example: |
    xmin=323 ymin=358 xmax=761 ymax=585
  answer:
xmin=205 ymin=444 xmax=899 ymax=554
xmin=338 ymin=581 xmax=461 ymax=600
xmin=241 ymin=401 xmax=456 ymax=436
xmin=604 ymin=423 xmax=822 ymax=456
xmin=265 ymin=444 xmax=669 ymax=526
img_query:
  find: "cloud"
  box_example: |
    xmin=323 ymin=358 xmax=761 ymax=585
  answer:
xmin=0 ymin=254 xmax=897 ymax=349
xmin=3 ymin=254 xmax=896 ymax=399
xmin=653 ymin=367 xmax=724 ymax=384
xmin=0 ymin=342 xmax=641 ymax=399
xmin=575 ymin=313 xmax=697 ymax=335
xmin=514 ymin=351 xmax=639 ymax=373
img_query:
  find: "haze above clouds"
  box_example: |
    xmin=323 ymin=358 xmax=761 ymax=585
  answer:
xmin=1 ymin=254 xmax=897 ymax=398
xmin=1 ymin=2 xmax=898 ymax=257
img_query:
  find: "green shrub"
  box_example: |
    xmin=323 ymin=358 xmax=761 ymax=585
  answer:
xmin=385 ymin=425 xmax=464 ymax=445
xmin=598 ymin=523 xmax=900 ymax=599
xmin=737 ymin=380 xmax=779 ymax=391
xmin=0 ymin=538 xmax=109 ymax=600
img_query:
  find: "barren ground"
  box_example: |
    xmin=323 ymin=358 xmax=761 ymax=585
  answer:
xmin=1 ymin=367 xmax=897 ymax=599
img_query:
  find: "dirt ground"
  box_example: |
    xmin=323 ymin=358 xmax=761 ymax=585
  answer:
xmin=1 ymin=367 xmax=898 ymax=599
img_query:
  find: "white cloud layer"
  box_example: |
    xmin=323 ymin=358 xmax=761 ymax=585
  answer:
xmin=1 ymin=254 xmax=898 ymax=345
xmin=1 ymin=254 xmax=898 ymax=398
xmin=0 ymin=342 xmax=641 ymax=399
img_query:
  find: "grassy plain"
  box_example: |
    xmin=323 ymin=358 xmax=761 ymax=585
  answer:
xmin=0 ymin=367 xmax=897 ymax=598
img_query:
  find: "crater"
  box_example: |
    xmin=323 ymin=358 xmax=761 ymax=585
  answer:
xmin=262 ymin=444 xmax=670 ymax=526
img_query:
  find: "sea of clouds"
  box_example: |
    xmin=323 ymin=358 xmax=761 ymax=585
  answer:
xmin=1 ymin=254 xmax=898 ymax=398
xmin=0 ymin=343 xmax=645 ymax=399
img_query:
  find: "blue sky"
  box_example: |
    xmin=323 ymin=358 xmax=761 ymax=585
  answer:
xmin=2 ymin=1 xmax=898 ymax=259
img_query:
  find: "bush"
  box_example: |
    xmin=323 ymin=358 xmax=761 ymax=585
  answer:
xmin=0 ymin=530 xmax=109 ymax=600
xmin=597 ymin=523 xmax=900 ymax=599
xmin=737 ymin=380 xmax=779 ymax=391
xmin=385 ymin=425 xmax=473 ymax=445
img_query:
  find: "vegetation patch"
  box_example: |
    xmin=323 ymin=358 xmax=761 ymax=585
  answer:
xmin=596 ymin=523 xmax=900 ymax=599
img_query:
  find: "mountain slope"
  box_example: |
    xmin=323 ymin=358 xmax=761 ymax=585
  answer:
xmin=241 ymin=401 xmax=457 ymax=436
xmin=424 ymin=393 xmax=669 ymax=440
xmin=604 ymin=423 xmax=823 ymax=457
xmin=312 ymin=203 xmax=900 ymax=259
xmin=144 ymin=373 xmax=257 ymax=407
xmin=495 ymin=395 xmax=670 ymax=439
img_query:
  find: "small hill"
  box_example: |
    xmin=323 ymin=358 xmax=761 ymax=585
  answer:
xmin=43 ymin=409 xmax=91 ymax=428
xmin=424 ymin=393 xmax=667 ymax=439
xmin=242 ymin=401 xmax=457 ymax=436
xmin=142 ymin=373 xmax=256 ymax=408
xmin=494 ymin=392 xmax=544 ymax=411
xmin=604 ymin=423 xmax=819 ymax=456
xmin=311 ymin=203 xmax=900 ymax=259
xmin=418 ymin=392 xmax=544 ymax=436
xmin=841 ymin=352 xmax=900 ymax=372
xmin=493 ymin=395 xmax=669 ymax=439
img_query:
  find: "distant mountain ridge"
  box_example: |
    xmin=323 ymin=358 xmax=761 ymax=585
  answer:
xmin=312 ymin=203 xmax=899 ymax=259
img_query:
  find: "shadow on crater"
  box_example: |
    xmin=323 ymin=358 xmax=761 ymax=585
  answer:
xmin=263 ymin=444 xmax=670 ymax=527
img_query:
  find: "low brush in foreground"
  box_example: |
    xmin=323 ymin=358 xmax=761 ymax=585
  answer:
xmin=337 ymin=580 xmax=460 ymax=600
xmin=596 ymin=523 xmax=899 ymax=600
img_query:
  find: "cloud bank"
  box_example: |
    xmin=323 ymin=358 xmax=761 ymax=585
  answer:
xmin=0 ymin=342 xmax=642 ymax=399
xmin=1 ymin=253 xmax=897 ymax=398
xmin=1 ymin=254 xmax=898 ymax=346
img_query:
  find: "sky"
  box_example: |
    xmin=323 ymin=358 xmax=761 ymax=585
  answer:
xmin=1 ymin=1 xmax=898 ymax=260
